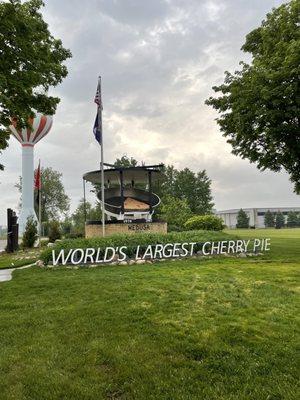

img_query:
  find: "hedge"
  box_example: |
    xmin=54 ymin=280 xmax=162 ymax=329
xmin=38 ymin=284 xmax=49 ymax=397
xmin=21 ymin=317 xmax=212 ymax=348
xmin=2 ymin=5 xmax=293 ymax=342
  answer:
xmin=40 ymin=230 xmax=238 ymax=265
xmin=184 ymin=215 xmax=225 ymax=231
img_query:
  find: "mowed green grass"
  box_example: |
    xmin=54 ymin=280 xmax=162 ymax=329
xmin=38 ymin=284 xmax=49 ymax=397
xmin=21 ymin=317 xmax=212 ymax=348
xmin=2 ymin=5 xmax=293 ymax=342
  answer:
xmin=228 ymin=228 xmax=300 ymax=262
xmin=0 ymin=251 xmax=38 ymax=269
xmin=0 ymin=230 xmax=299 ymax=400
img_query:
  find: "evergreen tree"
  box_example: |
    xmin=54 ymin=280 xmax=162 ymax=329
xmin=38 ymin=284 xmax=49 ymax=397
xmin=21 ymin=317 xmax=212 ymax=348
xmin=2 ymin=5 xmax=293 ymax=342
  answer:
xmin=275 ymin=212 xmax=285 ymax=229
xmin=264 ymin=210 xmax=275 ymax=228
xmin=22 ymin=216 xmax=38 ymax=248
xmin=287 ymin=211 xmax=298 ymax=228
xmin=236 ymin=209 xmax=249 ymax=228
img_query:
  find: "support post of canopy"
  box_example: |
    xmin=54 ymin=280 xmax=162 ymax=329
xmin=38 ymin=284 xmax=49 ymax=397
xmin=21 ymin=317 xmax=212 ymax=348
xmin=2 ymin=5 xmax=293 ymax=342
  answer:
xmin=148 ymin=170 xmax=153 ymax=214
xmin=83 ymin=178 xmax=87 ymax=223
xmin=120 ymin=170 xmax=124 ymax=215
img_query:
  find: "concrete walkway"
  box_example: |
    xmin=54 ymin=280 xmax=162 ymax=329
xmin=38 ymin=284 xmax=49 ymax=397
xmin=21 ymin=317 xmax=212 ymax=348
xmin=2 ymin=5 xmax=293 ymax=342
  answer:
xmin=0 ymin=264 xmax=35 ymax=283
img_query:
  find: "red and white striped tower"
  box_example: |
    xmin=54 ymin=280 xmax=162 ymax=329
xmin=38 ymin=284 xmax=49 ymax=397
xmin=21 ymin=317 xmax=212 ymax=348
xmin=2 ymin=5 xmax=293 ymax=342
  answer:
xmin=9 ymin=114 xmax=53 ymax=234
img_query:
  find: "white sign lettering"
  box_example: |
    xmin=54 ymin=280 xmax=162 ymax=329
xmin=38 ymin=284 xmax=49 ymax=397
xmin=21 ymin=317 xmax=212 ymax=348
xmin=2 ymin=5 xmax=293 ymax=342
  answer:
xmin=51 ymin=238 xmax=271 ymax=266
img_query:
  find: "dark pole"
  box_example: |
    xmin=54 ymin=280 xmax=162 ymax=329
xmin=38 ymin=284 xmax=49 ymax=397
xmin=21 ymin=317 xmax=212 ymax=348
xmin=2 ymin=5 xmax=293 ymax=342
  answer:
xmin=148 ymin=171 xmax=153 ymax=214
xmin=12 ymin=211 xmax=18 ymax=251
xmin=7 ymin=208 xmax=13 ymax=253
xmin=120 ymin=170 xmax=124 ymax=215
xmin=83 ymin=178 xmax=87 ymax=223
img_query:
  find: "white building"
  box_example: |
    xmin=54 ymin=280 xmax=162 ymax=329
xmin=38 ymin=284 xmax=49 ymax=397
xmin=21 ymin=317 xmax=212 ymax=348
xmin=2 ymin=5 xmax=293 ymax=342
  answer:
xmin=216 ymin=207 xmax=300 ymax=229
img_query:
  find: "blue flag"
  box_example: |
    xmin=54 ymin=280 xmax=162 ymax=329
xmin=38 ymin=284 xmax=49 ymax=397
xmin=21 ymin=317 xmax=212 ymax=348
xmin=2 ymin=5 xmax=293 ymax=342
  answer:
xmin=93 ymin=112 xmax=102 ymax=144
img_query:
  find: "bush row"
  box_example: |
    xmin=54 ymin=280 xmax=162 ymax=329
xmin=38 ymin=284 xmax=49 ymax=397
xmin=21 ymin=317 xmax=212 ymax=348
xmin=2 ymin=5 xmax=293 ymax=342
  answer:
xmin=40 ymin=230 xmax=238 ymax=265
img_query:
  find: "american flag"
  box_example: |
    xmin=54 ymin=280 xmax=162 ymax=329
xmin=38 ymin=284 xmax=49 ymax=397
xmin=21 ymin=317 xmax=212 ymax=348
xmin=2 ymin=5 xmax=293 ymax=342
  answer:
xmin=93 ymin=77 xmax=103 ymax=144
xmin=94 ymin=77 xmax=103 ymax=110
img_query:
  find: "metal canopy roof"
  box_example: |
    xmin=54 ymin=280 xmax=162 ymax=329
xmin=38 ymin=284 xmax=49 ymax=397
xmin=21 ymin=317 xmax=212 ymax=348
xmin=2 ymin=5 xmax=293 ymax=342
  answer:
xmin=83 ymin=165 xmax=164 ymax=185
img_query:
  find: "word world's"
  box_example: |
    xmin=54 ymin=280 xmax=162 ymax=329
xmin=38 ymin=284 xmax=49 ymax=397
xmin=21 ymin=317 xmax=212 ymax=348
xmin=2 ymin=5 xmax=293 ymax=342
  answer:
xmin=52 ymin=238 xmax=271 ymax=266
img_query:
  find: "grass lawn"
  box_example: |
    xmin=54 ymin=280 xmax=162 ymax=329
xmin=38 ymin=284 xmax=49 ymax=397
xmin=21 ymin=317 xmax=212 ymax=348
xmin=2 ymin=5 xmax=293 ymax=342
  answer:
xmin=0 ymin=248 xmax=41 ymax=269
xmin=228 ymin=228 xmax=300 ymax=262
xmin=0 ymin=229 xmax=299 ymax=399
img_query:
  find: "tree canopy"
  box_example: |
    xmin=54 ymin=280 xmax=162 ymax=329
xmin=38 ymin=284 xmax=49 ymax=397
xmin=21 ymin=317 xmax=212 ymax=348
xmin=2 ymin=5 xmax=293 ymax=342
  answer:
xmin=114 ymin=155 xmax=138 ymax=168
xmin=159 ymin=195 xmax=193 ymax=230
xmin=275 ymin=212 xmax=285 ymax=229
xmin=0 ymin=0 xmax=71 ymax=169
xmin=71 ymin=199 xmax=101 ymax=236
xmin=110 ymin=155 xmax=215 ymax=216
xmin=264 ymin=210 xmax=275 ymax=228
xmin=286 ymin=211 xmax=299 ymax=227
xmin=16 ymin=166 xmax=70 ymax=221
xmin=159 ymin=166 xmax=214 ymax=215
xmin=206 ymin=0 xmax=300 ymax=193
xmin=236 ymin=209 xmax=249 ymax=229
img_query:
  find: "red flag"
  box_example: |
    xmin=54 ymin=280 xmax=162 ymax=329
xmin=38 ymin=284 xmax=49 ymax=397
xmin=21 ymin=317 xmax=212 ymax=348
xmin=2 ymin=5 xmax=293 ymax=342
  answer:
xmin=34 ymin=161 xmax=41 ymax=190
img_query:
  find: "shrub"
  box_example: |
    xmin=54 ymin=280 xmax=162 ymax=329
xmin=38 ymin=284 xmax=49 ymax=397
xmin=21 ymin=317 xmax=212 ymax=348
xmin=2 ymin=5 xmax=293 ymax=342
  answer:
xmin=40 ymin=239 xmax=49 ymax=248
xmin=184 ymin=215 xmax=224 ymax=231
xmin=22 ymin=216 xmax=38 ymax=248
xmin=160 ymin=195 xmax=193 ymax=230
xmin=48 ymin=221 xmax=62 ymax=242
xmin=40 ymin=229 xmax=238 ymax=265
xmin=167 ymin=224 xmax=185 ymax=232
xmin=64 ymin=230 xmax=84 ymax=239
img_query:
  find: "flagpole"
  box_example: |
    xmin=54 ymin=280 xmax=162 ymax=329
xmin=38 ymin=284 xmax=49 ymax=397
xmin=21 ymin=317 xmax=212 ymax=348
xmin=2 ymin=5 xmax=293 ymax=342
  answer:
xmin=38 ymin=159 xmax=42 ymax=246
xmin=98 ymin=76 xmax=105 ymax=237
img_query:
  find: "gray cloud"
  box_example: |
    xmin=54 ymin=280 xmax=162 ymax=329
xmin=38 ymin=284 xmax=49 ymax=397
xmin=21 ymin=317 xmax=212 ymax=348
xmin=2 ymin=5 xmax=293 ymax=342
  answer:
xmin=0 ymin=0 xmax=298 ymax=225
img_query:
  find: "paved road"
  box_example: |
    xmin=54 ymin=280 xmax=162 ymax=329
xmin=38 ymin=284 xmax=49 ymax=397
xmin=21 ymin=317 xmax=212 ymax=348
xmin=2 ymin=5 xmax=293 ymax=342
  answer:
xmin=0 ymin=240 xmax=6 ymax=252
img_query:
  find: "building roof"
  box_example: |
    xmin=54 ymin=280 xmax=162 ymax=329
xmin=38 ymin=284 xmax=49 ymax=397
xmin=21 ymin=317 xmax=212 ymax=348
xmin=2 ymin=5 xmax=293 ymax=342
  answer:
xmin=216 ymin=207 xmax=300 ymax=214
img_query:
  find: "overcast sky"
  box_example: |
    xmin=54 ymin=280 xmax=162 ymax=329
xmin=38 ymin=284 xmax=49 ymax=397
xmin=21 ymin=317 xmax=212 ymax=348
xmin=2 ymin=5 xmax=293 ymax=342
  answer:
xmin=0 ymin=0 xmax=298 ymax=225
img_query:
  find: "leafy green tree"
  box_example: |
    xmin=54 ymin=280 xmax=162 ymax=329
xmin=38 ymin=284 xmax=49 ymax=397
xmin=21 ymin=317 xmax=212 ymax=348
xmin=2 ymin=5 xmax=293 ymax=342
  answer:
xmin=114 ymin=155 xmax=138 ymax=168
xmin=206 ymin=0 xmax=300 ymax=193
xmin=264 ymin=210 xmax=275 ymax=228
xmin=92 ymin=155 xmax=139 ymax=193
xmin=22 ymin=216 xmax=37 ymax=248
xmin=275 ymin=212 xmax=285 ymax=229
xmin=16 ymin=167 xmax=70 ymax=222
xmin=71 ymin=199 xmax=101 ymax=235
xmin=0 ymin=0 xmax=71 ymax=170
xmin=286 ymin=211 xmax=298 ymax=228
xmin=61 ymin=217 xmax=72 ymax=236
xmin=107 ymin=156 xmax=214 ymax=216
xmin=160 ymin=195 xmax=193 ymax=231
xmin=236 ymin=209 xmax=249 ymax=228
xmin=161 ymin=167 xmax=214 ymax=215
xmin=159 ymin=165 xmax=177 ymax=198
xmin=48 ymin=220 xmax=61 ymax=242
xmin=194 ymin=171 xmax=214 ymax=215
